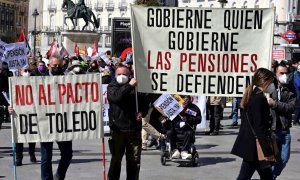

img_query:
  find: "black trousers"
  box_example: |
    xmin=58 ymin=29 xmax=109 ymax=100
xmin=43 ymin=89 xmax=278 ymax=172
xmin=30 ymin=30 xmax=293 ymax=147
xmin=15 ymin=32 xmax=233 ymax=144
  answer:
xmin=108 ymin=131 xmax=142 ymax=180
xmin=208 ymin=105 xmax=223 ymax=133
xmin=237 ymin=160 xmax=273 ymax=180
xmin=167 ymin=128 xmax=194 ymax=151
xmin=15 ymin=143 xmax=36 ymax=160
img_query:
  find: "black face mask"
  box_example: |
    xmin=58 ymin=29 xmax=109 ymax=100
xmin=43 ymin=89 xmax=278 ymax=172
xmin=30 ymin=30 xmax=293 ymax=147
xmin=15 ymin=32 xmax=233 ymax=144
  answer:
xmin=51 ymin=67 xmax=64 ymax=76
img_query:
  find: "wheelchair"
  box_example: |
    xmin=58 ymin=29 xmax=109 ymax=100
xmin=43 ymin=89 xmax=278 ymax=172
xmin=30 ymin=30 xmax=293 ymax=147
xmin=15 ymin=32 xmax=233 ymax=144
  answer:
xmin=160 ymin=130 xmax=199 ymax=167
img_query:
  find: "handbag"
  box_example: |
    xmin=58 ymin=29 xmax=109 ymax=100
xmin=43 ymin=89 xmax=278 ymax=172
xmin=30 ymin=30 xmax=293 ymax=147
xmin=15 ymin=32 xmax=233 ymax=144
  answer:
xmin=245 ymin=112 xmax=280 ymax=168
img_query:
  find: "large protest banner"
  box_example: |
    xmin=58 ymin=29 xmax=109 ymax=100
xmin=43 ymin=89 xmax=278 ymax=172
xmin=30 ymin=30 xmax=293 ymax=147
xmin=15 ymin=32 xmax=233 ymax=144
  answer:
xmin=1 ymin=42 xmax=28 ymax=71
xmin=131 ymin=6 xmax=274 ymax=96
xmin=9 ymin=74 xmax=103 ymax=143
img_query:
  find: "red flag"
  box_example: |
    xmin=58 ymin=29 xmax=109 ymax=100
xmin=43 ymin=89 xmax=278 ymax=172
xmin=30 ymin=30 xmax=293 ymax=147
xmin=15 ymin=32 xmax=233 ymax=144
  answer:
xmin=74 ymin=43 xmax=80 ymax=56
xmin=16 ymin=30 xmax=25 ymax=42
xmin=47 ymin=40 xmax=58 ymax=57
xmin=92 ymin=40 xmax=98 ymax=56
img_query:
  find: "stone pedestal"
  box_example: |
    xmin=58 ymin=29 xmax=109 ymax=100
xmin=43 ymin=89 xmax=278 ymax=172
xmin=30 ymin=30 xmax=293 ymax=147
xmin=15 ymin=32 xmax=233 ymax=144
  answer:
xmin=61 ymin=31 xmax=100 ymax=56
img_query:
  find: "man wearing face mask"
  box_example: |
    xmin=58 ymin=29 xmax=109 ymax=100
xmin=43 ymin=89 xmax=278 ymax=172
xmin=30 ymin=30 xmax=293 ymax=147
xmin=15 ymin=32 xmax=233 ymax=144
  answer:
xmin=107 ymin=64 xmax=148 ymax=180
xmin=267 ymin=62 xmax=296 ymax=180
xmin=36 ymin=61 xmax=49 ymax=76
xmin=41 ymin=54 xmax=73 ymax=180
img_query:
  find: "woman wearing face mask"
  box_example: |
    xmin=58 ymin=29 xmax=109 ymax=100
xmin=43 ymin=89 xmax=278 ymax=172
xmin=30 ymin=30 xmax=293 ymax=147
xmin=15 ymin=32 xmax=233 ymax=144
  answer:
xmin=231 ymin=68 xmax=275 ymax=180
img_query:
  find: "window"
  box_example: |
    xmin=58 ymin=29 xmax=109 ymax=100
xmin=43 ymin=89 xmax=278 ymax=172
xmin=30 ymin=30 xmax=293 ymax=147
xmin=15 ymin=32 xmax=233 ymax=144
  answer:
xmin=108 ymin=14 xmax=112 ymax=27
xmin=242 ymin=1 xmax=247 ymax=8
xmin=50 ymin=15 xmax=55 ymax=31
xmin=255 ymin=0 xmax=259 ymax=8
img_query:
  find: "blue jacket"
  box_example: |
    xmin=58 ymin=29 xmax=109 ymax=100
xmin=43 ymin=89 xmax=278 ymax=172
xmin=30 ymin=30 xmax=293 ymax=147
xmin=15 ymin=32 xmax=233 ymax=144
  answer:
xmin=294 ymin=71 xmax=300 ymax=96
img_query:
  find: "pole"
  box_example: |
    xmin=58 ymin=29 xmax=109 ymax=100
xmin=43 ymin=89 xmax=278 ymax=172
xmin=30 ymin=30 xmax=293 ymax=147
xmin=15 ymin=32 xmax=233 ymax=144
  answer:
xmin=33 ymin=15 xmax=37 ymax=60
xmin=102 ymin=138 xmax=106 ymax=180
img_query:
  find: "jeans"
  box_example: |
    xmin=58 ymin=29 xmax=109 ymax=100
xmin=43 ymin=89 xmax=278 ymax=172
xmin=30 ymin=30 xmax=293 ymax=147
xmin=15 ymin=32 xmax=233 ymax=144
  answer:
xmin=40 ymin=141 xmax=73 ymax=180
xmin=237 ymin=160 xmax=273 ymax=180
xmin=232 ymin=97 xmax=242 ymax=124
xmin=108 ymin=131 xmax=142 ymax=180
xmin=272 ymin=129 xmax=291 ymax=177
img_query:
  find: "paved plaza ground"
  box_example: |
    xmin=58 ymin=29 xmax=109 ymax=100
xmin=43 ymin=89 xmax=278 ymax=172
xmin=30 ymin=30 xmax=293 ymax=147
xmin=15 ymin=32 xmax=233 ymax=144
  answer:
xmin=1 ymin=108 xmax=300 ymax=180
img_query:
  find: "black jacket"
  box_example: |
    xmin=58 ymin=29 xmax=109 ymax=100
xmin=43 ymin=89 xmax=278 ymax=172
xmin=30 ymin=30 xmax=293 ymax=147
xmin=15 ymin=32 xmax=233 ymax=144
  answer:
xmin=231 ymin=87 xmax=273 ymax=162
xmin=172 ymin=103 xmax=201 ymax=131
xmin=107 ymin=79 xmax=147 ymax=132
xmin=270 ymin=85 xmax=296 ymax=131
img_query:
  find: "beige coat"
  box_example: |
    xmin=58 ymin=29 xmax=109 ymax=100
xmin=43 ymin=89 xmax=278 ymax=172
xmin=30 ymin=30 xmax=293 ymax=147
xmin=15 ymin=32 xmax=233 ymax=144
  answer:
xmin=207 ymin=96 xmax=226 ymax=107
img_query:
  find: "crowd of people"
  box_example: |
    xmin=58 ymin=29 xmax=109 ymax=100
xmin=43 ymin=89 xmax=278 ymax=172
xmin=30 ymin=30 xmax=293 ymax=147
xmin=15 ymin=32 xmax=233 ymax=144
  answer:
xmin=1 ymin=51 xmax=300 ymax=180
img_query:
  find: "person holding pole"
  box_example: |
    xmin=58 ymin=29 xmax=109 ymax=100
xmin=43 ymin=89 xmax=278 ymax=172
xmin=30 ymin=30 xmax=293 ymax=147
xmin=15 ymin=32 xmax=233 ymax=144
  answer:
xmin=107 ymin=64 xmax=148 ymax=180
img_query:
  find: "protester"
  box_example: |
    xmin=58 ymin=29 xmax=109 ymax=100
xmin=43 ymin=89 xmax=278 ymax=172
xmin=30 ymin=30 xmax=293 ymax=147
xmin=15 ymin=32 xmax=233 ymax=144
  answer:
xmin=165 ymin=95 xmax=201 ymax=159
xmin=231 ymin=68 xmax=275 ymax=180
xmin=40 ymin=54 xmax=73 ymax=180
xmin=31 ymin=61 xmax=49 ymax=76
xmin=205 ymin=96 xmax=226 ymax=135
xmin=293 ymin=64 xmax=300 ymax=126
xmin=268 ymin=62 xmax=295 ymax=180
xmin=0 ymin=62 xmax=12 ymax=123
xmin=107 ymin=65 xmax=148 ymax=180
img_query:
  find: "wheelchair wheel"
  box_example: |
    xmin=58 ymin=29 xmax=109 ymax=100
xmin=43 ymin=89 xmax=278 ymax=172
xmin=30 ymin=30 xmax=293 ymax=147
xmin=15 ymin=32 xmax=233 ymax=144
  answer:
xmin=192 ymin=153 xmax=199 ymax=167
xmin=161 ymin=155 xmax=167 ymax=166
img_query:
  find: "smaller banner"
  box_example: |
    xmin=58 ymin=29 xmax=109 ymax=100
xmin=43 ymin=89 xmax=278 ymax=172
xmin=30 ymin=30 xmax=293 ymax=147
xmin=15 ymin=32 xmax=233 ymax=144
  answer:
xmin=0 ymin=40 xmax=6 ymax=60
xmin=2 ymin=42 xmax=28 ymax=71
xmin=153 ymin=94 xmax=183 ymax=120
xmin=9 ymin=74 xmax=103 ymax=143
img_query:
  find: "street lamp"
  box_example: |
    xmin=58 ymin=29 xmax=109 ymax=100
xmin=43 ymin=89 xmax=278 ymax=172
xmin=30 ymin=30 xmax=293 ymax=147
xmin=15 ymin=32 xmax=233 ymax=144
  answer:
xmin=218 ymin=0 xmax=228 ymax=8
xmin=32 ymin=8 xmax=39 ymax=60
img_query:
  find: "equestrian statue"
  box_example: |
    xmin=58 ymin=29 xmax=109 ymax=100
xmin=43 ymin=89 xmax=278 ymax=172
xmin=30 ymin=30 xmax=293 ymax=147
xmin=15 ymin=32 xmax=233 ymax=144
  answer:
xmin=62 ymin=0 xmax=99 ymax=31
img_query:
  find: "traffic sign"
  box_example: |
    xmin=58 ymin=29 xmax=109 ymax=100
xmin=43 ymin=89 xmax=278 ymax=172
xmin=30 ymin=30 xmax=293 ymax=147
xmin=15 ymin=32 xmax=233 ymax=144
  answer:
xmin=281 ymin=30 xmax=298 ymax=42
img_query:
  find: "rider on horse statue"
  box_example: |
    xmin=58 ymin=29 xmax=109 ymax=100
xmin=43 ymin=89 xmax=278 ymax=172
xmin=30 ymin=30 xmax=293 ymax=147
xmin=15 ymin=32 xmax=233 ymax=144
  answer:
xmin=73 ymin=0 xmax=88 ymax=18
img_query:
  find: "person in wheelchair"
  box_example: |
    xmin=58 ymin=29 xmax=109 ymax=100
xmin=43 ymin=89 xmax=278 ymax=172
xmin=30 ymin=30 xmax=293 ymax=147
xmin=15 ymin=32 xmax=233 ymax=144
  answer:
xmin=165 ymin=95 xmax=201 ymax=160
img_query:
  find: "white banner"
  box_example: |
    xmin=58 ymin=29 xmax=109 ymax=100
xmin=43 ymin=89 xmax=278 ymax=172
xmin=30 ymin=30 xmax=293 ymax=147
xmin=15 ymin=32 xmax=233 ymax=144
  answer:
xmin=131 ymin=6 xmax=274 ymax=97
xmin=2 ymin=42 xmax=28 ymax=71
xmin=9 ymin=74 xmax=103 ymax=143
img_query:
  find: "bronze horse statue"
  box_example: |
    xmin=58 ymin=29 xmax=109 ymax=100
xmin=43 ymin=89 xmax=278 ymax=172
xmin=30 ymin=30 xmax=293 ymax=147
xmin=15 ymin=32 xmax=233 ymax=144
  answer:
xmin=62 ymin=0 xmax=99 ymax=31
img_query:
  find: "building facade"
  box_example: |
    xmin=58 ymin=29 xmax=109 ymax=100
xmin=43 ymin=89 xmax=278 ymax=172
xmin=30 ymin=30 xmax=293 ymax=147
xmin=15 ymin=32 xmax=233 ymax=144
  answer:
xmin=28 ymin=0 xmax=135 ymax=56
xmin=0 ymin=0 xmax=29 ymax=43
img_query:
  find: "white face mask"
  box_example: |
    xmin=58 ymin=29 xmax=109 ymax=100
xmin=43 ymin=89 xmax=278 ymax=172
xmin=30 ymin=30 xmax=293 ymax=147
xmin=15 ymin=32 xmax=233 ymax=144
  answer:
xmin=278 ymin=74 xmax=288 ymax=84
xmin=73 ymin=66 xmax=81 ymax=73
xmin=22 ymin=71 xmax=30 ymax=77
xmin=266 ymin=83 xmax=276 ymax=94
xmin=116 ymin=74 xmax=129 ymax=85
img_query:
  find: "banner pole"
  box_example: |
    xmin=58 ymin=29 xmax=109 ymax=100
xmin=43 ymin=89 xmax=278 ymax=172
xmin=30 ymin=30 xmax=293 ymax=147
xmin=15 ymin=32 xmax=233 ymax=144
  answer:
xmin=12 ymin=143 xmax=17 ymax=180
xmin=102 ymin=137 xmax=106 ymax=180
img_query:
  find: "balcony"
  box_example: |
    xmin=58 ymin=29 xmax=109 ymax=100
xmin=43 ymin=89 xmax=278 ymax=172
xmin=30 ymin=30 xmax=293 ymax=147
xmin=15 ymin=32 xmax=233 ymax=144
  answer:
xmin=48 ymin=3 xmax=57 ymax=12
xmin=103 ymin=26 xmax=112 ymax=32
xmin=106 ymin=3 xmax=114 ymax=11
xmin=119 ymin=2 xmax=127 ymax=11
xmin=94 ymin=2 xmax=103 ymax=11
